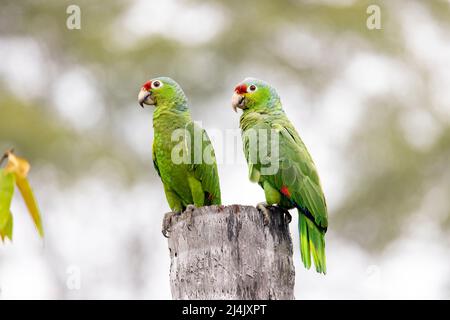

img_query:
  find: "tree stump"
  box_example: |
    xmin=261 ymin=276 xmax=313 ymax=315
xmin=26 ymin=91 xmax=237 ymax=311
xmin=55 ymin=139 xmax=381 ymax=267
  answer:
xmin=167 ymin=204 xmax=295 ymax=300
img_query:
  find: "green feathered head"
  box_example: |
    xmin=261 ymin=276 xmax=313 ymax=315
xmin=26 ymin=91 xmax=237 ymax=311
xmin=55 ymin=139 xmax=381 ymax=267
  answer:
xmin=231 ymin=78 xmax=281 ymax=113
xmin=138 ymin=76 xmax=187 ymax=110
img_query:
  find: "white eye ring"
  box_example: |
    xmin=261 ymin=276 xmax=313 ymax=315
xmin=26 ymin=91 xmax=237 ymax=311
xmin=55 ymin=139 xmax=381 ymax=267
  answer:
xmin=247 ymin=84 xmax=257 ymax=93
xmin=151 ymin=80 xmax=163 ymax=89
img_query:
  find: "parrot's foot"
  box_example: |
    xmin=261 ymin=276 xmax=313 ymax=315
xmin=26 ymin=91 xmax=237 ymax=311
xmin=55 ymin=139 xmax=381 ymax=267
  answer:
xmin=256 ymin=202 xmax=272 ymax=226
xmin=279 ymin=207 xmax=292 ymax=224
xmin=162 ymin=211 xmax=179 ymax=238
xmin=183 ymin=204 xmax=196 ymax=231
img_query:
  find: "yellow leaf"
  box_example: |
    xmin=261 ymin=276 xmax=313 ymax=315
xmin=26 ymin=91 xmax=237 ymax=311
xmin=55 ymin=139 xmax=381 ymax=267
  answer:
xmin=4 ymin=151 xmax=30 ymax=178
xmin=15 ymin=176 xmax=44 ymax=238
xmin=0 ymin=169 xmax=15 ymax=242
xmin=1 ymin=150 xmax=44 ymax=240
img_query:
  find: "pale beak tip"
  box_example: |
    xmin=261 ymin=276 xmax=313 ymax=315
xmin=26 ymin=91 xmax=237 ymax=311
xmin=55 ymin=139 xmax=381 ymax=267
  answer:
xmin=138 ymin=89 xmax=152 ymax=108
xmin=231 ymin=92 xmax=244 ymax=112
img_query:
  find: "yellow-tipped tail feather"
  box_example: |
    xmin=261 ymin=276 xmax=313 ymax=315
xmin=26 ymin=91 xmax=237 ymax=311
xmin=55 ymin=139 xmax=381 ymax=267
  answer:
xmin=299 ymin=210 xmax=326 ymax=274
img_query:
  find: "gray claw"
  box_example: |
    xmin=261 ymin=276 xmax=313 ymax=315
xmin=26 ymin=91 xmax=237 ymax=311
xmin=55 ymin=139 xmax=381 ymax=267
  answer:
xmin=256 ymin=202 xmax=271 ymax=226
xmin=280 ymin=207 xmax=292 ymax=224
xmin=162 ymin=212 xmax=178 ymax=238
xmin=184 ymin=204 xmax=196 ymax=231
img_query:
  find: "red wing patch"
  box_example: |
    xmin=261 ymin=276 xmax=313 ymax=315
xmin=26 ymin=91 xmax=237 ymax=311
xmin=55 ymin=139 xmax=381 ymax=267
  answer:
xmin=280 ymin=186 xmax=291 ymax=198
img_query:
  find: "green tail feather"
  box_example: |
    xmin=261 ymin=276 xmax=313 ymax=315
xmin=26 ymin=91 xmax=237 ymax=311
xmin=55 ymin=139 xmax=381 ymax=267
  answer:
xmin=298 ymin=210 xmax=326 ymax=274
xmin=299 ymin=213 xmax=311 ymax=269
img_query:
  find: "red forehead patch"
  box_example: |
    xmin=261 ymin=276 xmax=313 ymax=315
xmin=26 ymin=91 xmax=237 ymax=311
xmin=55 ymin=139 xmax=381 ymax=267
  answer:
xmin=234 ymin=84 xmax=247 ymax=94
xmin=142 ymin=81 xmax=152 ymax=90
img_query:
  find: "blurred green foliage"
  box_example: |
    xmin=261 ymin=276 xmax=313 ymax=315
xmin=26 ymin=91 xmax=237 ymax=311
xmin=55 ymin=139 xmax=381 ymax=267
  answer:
xmin=0 ymin=0 xmax=449 ymax=253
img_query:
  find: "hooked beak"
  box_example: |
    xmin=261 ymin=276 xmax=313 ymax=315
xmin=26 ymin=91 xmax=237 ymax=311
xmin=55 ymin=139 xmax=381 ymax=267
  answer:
xmin=138 ymin=88 xmax=155 ymax=108
xmin=231 ymin=92 xmax=246 ymax=112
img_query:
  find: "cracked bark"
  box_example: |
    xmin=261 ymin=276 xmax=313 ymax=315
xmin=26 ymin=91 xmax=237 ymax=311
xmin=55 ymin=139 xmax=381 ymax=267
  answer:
xmin=167 ymin=204 xmax=295 ymax=300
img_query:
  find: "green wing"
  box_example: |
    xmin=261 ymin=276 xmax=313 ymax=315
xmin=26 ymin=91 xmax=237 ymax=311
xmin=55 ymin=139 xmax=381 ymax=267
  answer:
xmin=186 ymin=122 xmax=221 ymax=205
xmin=276 ymin=123 xmax=328 ymax=229
xmin=243 ymin=119 xmax=327 ymax=229
xmin=152 ymin=140 xmax=161 ymax=177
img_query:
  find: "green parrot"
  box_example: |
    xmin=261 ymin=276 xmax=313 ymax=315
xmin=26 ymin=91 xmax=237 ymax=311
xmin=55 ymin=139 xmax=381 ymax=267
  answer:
xmin=231 ymin=78 xmax=328 ymax=274
xmin=138 ymin=77 xmax=221 ymax=237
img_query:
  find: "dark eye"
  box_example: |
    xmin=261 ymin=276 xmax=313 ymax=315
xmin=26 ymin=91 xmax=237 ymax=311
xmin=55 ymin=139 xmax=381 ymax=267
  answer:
xmin=248 ymin=84 xmax=257 ymax=92
xmin=151 ymin=80 xmax=163 ymax=89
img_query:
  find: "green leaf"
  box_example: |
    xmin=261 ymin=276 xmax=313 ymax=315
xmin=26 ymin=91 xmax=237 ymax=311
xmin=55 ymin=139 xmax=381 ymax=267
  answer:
xmin=0 ymin=169 xmax=15 ymax=242
xmin=0 ymin=210 xmax=13 ymax=242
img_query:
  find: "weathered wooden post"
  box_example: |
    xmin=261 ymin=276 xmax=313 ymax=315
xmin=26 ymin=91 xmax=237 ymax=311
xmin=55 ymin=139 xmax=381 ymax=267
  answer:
xmin=167 ymin=204 xmax=295 ymax=300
